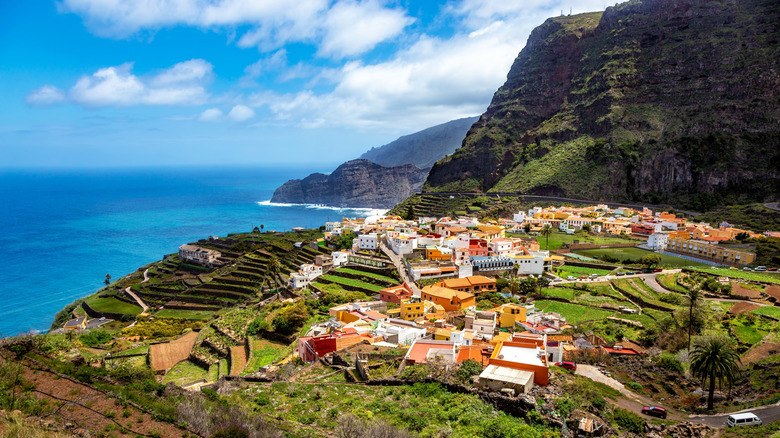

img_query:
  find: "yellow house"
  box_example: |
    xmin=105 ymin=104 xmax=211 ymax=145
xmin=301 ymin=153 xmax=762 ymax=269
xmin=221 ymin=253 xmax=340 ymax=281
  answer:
xmin=491 ymin=303 xmax=527 ymax=328
xmin=434 ymin=328 xmax=452 ymax=341
xmin=421 ymin=286 xmax=476 ymax=311
xmin=400 ymin=299 xmax=426 ymax=321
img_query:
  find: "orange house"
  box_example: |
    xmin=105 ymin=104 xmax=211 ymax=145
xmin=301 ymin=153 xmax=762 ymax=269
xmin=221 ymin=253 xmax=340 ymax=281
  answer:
xmin=421 ymin=286 xmax=475 ymax=311
xmin=436 ymin=275 xmax=496 ymax=295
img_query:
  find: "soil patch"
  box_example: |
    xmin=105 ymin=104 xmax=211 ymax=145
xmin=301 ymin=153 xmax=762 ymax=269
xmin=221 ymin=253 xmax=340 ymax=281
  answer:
xmin=741 ymin=342 xmax=780 ymax=366
xmin=728 ymin=301 xmax=761 ymax=315
xmin=765 ymin=285 xmax=780 ymax=301
xmin=150 ymin=330 xmax=198 ymax=372
xmin=730 ymin=282 xmax=763 ymax=299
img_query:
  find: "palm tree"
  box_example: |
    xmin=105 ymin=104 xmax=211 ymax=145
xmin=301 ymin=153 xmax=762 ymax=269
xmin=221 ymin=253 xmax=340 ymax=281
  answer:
xmin=689 ymin=336 xmax=741 ymax=410
xmin=684 ymin=286 xmax=704 ymax=350
xmin=268 ymin=256 xmax=282 ymax=287
xmin=540 ymin=224 xmax=554 ymax=250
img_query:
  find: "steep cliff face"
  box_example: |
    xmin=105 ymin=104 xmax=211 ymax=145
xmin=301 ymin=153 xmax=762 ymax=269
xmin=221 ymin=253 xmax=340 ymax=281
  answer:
xmin=271 ymin=160 xmax=428 ymax=208
xmin=425 ymin=0 xmax=780 ymax=209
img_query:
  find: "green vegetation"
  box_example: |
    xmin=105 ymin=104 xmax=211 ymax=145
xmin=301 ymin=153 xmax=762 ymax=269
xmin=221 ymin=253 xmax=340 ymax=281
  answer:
xmin=84 ymin=295 xmax=142 ymax=315
xmin=750 ymin=306 xmax=780 ymax=319
xmin=153 ymin=309 xmax=215 ymax=319
xmin=122 ymin=317 xmax=204 ymax=339
xmin=532 ymin=300 xmax=615 ymax=323
xmin=656 ymin=273 xmax=688 ymax=293
xmin=243 ymin=338 xmax=289 ymax=374
xmin=320 ymin=275 xmax=384 ymax=292
xmin=79 ymin=330 xmax=112 ymax=347
xmin=576 ymin=247 xmax=708 ymax=268
xmin=161 ymin=361 xmax=208 ymax=386
xmin=531 ymin=230 xmax=636 ymax=251
xmin=554 ymin=265 xmax=612 ymax=278
xmin=335 ymin=267 xmax=398 ymax=283
xmin=686 ymin=267 xmax=780 ymax=284
xmin=696 ymin=204 xmax=780 ymax=234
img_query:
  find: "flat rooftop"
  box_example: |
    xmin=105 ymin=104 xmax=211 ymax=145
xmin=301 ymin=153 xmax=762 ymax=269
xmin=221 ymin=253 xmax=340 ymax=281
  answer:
xmin=496 ymin=344 xmax=546 ymax=367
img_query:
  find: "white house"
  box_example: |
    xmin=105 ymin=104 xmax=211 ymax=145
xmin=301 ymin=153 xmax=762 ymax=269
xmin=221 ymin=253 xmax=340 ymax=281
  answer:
xmin=289 ymin=264 xmax=323 ymax=289
xmin=388 ymin=234 xmax=418 ymax=256
xmin=465 ymin=311 xmax=496 ymax=339
xmin=178 ymin=244 xmax=221 ymax=267
xmin=374 ymin=319 xmax=427 ymax=346
xmin=488 ymin=238 xmax=513 ymax=257
xmin=331 ymin=251 xmax=349 ymax=267
xmin=357 ymin=233 xmax=379 ymax=250
xmin=647 ymin=233 xmax=669 ymax=251
xmin=325 ymin=221 xmax=342 ymax=231
xmin=511 ymin=251 xmax=550 ymax=275
xmin=512 ymin=211 xmax=527 ymax=222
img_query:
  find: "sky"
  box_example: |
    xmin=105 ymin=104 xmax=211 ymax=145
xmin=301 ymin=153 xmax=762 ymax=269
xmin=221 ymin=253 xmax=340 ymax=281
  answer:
xmin=0 ymin=0 xmax=609 ymax=169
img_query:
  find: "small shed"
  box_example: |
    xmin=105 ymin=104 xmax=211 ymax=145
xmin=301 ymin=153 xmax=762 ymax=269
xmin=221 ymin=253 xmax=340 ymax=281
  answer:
xmin=479 ymin=364 xmax=534 ymax=394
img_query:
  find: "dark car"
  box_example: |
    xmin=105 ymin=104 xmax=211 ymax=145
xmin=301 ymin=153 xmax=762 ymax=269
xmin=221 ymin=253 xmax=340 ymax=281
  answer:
xmin=556 ymin=361 xmax=577 ymax=371
xmin=653 ymin=268 xmax=663 ymax=272
xmin=641 ymin=406 xmax=667 ymax=419
xmin=625 ymin=271 xmax=635 ymax=275
xmin=616 ymin=272 xmax=626 ymax=276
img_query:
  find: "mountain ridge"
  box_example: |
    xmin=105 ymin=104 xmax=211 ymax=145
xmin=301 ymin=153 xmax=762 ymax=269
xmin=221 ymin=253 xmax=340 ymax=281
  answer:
xmin=422 ymin=0 xmax=780 ymax=210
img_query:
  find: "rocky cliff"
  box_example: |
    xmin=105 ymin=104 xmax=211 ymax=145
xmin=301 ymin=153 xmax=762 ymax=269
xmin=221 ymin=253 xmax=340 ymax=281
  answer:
xmin=271 ymin=159 xmax=428 ymax=208
xmin=272 ymin=117 xmax=476 ymax=208
xmin=424 ymin=0 xmax=780 ymax=210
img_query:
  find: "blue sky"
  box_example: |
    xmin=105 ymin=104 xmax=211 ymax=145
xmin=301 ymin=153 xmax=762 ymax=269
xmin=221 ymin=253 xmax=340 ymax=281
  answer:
xmin=1 ymin=0 xmax=608 ymax=168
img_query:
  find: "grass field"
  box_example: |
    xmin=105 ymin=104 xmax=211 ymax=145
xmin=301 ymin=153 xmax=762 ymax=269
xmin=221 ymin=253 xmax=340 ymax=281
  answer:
xmin=731 ymin=319 xmax=770 ymax=345
xmin=243 ymin=338 xmax=289 ymax=374
xmin=527 ymin=231 xmax=638 ymax=250
xmin=575 ymin=247 xmax=709 ymax=268
xmin=161 ymin=360 xmax=208 ymax=385
xmin=154 ymin=309 xmax=215 ymax=319
xmin=687 ymin=267 xmax=780 ymax=284
xmin=750 ymin=306 xmax=780 ymax=319
xmin=532 ymin=300 xmax=615 ymax=324
xmin=335 ymin=268 xmax=398 ymax=283
xmin=656 ymin=273 xmax=688 ymax=293
xmin=554 ymin=265 xmax=613 ymax=278
xmin=84 ymin=295 xmax=141 ymax=315
xmin=320 ymin=275 xmax=384 ymax=292
xmin=540 ymin=287 xmax=575 ymax=300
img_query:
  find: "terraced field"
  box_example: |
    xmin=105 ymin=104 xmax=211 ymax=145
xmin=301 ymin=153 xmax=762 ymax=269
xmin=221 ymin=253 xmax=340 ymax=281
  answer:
xmin=532 ymin=300 xmax=616 ymax=323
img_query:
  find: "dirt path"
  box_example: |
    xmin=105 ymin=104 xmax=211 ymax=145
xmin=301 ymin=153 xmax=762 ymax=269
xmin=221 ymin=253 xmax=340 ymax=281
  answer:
xmin=575 ymin=364 xmax=686 ymax=421
xmin=124 ymin=268 xmax=151 ymax=313
xmin=230 ymin=346 xmax=247 ymax=376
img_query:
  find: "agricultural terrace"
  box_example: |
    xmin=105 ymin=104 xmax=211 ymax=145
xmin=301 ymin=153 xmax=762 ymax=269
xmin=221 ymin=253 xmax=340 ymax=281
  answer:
xmin=610 ymin=278 xmax=677 ymax=311
xmin=655 ymin=273 xmax=688 ymax=293
xmin=686 ymin=267 xmax=780 ymax=284
xmin=554 ymin=265 xmax=613 ymax=278
xmin=574 ymin=247 xmax=709 ymax=268
xmin=750 ymin=306 xmax=780 ymax=319
xmin=334 ymin=267 xmax=398 ymax=283
xmin=532 ymin=300 xmax=616 ymax=324
xmin=513 ymin=230 xmax=638 ymax=250
xmin=83 ymin=295 xmax=142 ymax=315
xmin=162 ymin=360 xmax=208 ymax=386
xmin=154 ymin=309 xmax=215 ymax=319
xmin=319 ymin=274 xmax=385 ymax=292
xmin=242 ymin=338 xmax=290 ymax=374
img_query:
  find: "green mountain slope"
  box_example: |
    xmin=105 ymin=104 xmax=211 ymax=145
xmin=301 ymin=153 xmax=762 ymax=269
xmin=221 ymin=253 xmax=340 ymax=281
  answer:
xmin=424 ymin=0 xmax=780 ymax=210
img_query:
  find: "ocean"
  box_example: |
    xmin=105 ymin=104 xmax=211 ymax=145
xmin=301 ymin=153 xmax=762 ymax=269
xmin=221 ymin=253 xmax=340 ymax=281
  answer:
xmin=0 ymin=166 xmax=386 ymax=337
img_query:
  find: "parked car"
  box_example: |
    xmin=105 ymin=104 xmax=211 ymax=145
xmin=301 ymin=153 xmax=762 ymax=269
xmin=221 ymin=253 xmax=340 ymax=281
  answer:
xmin=555 ymin=361 xmax=577 ymax=371
xmin=768 ymin=267 xmax=778 ymax=271
xmin=726 ymin=412 xmax=762 ymax=427
xmin=755 ymin=266 xmax=767 ymax=271
xmin=641 ymin=406 xmax=667 ymax=419
xmin=625 ymin=271 xmax=635 ymax=275
xmin=579 ymin=276 xmax=588 ymax=280
xmin=743 ymin=267 xmax=753 ymax=271
xmin=567 ymin=276 xmax=576 ymax=280
xmin=616 ymin=272 xmax=626 ymax=276
xmin=653 ymin=268 xmax=663 ymax=272
xmin=589 ymin=273 xmax=599 ymax=279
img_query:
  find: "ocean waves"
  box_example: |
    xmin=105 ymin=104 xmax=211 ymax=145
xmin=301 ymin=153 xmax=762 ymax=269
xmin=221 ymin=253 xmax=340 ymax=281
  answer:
xmin=257 ymin=200 xmax=387 ymax=218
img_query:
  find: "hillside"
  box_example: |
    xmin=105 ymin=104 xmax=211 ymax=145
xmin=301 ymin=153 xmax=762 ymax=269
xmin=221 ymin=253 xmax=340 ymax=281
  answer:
xmin=271 ymin=117 xmax=476 ymax=208
xmin=360 ymin=116 xmax=478 ymax=168
xmin=271 ymin=159 xmax=428 ymax=208
xmin=423 ymin=0 xmax=780 ymax=210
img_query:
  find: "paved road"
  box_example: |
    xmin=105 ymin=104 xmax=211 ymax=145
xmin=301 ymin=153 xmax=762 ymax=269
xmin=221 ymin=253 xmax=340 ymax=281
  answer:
xmin=689 ymin=402 xmax=780 ymax=428
xmin=577 ymin=364 xmax=780 ymax=427
xmin=378 ymin=242 xmax=421 ymax=297
xmin=765 ymin=202 xmax=780 ymax=212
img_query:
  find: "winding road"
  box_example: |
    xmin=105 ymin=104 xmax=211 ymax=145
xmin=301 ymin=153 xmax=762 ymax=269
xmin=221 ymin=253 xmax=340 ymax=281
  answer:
xmin=123 ymin=268 xmax=150 ymax=313
xmin=379 ymin=242 xmax=421 ymax=297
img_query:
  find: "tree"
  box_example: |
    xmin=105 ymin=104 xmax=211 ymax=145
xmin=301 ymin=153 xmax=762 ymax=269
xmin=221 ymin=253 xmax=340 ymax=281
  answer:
xmin=252 ymin=226 xmax=260 ymax=233
xmin=640 ymin=254 xmax=662 ymax=268
xmin=684 ymin=286 xmax=705 ymax=350
xmin=260 ymin=224 xmax=264 ymax=232
xmin=735 ymin=232 xmax=750 ymax=241
xmin=582 ymin=223 xmax=592 ymax=233
xmin=689 ymin=336 xmax=741 ymax=410
xmin=540 ymin=224 xmax=554 ymax=250
xmin=267 ymin=256 xmax=282 ymax=287
xmin=523 ymin=223 xmax=532 ymax=234
xmin=104 ymin=273 xmax=112 ymax=286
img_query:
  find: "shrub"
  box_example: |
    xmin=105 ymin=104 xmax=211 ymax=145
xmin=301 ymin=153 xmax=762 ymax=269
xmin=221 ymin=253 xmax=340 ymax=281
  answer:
xmin=245 ymin=318 xmax=270 ymax=336
xmin=659 ymin=293 xmax=682 ymax=305
xmin=657 ymin=352 xmax=684 ymax=373
xmin=456 ymin=359 xmax=483 ymax=383
xmin=201 ymin=388 xmax=219 ymax=401
xmin=613 ymin=408 xmax=644 ymax=434
xmin=626 ymin=382 xmax=643 ymax=391
xmin=80 ymin=330 xmax=112 ymax=347
xmin=210 ymin=423 xmax=249 ymax=438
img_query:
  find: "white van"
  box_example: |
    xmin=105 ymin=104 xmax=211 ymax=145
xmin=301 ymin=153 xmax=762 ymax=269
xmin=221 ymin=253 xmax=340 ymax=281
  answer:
xmin=726 ymin=412 xmax=762 ymax=427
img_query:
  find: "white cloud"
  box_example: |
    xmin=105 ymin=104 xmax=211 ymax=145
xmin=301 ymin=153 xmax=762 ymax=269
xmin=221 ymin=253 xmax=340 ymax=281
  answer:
xmin=61 ymin=0 xmax=411 ymax=59
xmin=227 ymin=104 xmax=255 ymax=122
xmin=26 ymin=85 xmax=66 ymax=106
xmin=319 ymin=0 xmax=414 ymax=58
xmin=198 ymin=108 xmax=223 ymax=122
xmin=65 ymin=59 xmax=211 ymax=107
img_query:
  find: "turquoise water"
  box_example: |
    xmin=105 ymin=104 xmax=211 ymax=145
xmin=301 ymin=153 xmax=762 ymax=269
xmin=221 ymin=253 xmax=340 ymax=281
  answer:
xmin=0 ymin=166 xmax=384 ymax=336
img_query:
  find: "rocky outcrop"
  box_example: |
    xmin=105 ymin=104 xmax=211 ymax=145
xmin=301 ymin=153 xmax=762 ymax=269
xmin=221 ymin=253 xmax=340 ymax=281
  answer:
xmin=423 ymin=0 xmax=780 ymax=210
xmin=271 ymin=160 xmax=428 ymax=208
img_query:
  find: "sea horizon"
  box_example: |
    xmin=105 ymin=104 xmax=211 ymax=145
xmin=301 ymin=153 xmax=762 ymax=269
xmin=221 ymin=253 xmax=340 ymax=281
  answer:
xmin=0 ymin=164 xmax=386 ymax=337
